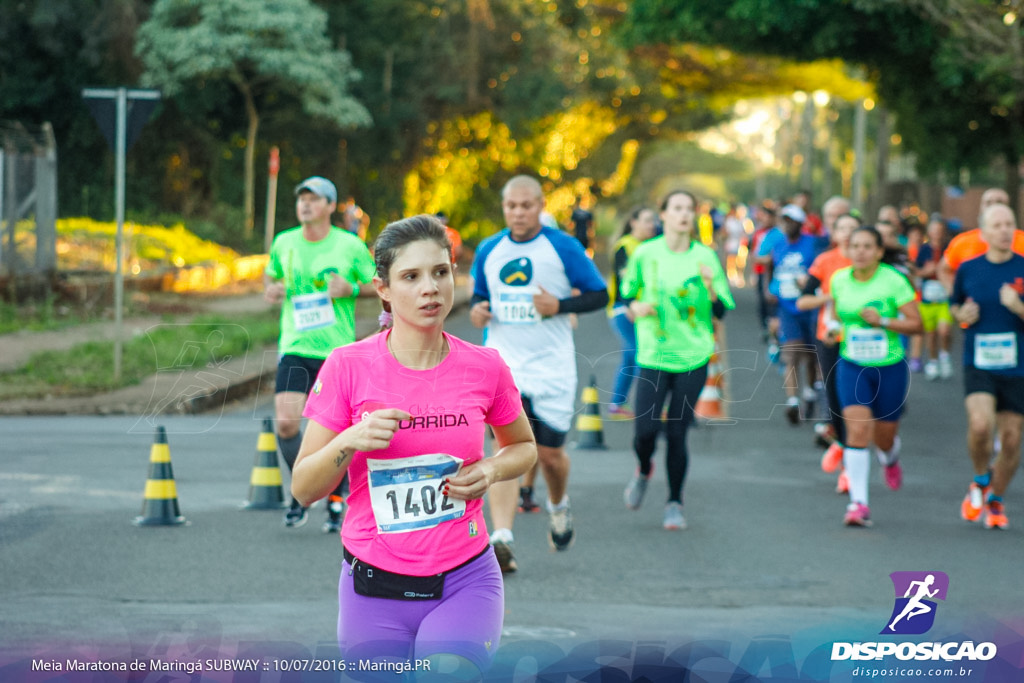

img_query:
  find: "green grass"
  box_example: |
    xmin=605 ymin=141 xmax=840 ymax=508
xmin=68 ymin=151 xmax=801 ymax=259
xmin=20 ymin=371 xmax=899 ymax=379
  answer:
xmin=0 ymin=313 xmax=279 ymax=398
xmin=0 ymin=297 xmax=93 ymax=335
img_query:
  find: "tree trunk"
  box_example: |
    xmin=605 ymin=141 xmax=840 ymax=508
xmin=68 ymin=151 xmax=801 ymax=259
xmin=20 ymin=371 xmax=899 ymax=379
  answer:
xmin=241 ymin=82 xmax=259 ymax=238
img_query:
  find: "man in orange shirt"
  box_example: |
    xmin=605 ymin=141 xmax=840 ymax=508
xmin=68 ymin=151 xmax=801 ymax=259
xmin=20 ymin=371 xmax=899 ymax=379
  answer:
xmin=435 ymin=211 xmax=463 ymax=264
xmin=939 ymin=188 xmax=1024 ymax=289
xmin=797 ymin=209 xmax=858 ymax=492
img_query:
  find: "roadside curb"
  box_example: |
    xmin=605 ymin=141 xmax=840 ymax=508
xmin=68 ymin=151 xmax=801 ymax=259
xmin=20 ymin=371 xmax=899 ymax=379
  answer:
xmin=1 ymin=290 xmax=471 ymax=417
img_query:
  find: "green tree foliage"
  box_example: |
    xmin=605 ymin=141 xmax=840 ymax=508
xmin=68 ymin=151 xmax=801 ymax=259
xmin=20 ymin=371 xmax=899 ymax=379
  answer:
xmin=4 ymin=0 xmax=878 ymax=254
xmin=135 ymin=0 xmax=371 ymax=237
xmin=0 ymin=0 xmax=147 ymax=218
xmin=621 ymin=0 xmax=1023 ymax=183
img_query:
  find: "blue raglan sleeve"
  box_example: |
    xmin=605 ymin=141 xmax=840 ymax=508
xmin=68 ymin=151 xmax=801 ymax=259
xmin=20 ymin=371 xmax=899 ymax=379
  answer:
xmin=471 ymin=233 xmax=504 ymax=302
xmin=547 ymin=228 xmax=606 ymax=293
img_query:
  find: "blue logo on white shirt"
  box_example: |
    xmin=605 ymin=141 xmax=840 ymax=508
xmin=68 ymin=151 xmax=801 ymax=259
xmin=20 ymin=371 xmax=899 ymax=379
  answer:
xmin=499 ymin=258 xmax=533 ymax=286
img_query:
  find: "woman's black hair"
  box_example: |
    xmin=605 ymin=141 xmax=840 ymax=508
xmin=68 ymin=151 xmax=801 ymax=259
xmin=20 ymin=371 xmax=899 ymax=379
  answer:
xmin=850 ymin=225 xmax=884 ymax=248
xmin=617 ymin=205 xmax=652 ymax=240
xmin=659 ymin=189 xmax=698 ymax=212
xmin=373 ymin=214 xmax=452 ymax=313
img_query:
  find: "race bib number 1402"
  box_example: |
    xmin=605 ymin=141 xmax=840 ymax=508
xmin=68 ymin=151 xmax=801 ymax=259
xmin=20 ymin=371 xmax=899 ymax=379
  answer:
xmin=366 ymin=454 xmax=465 ymax=533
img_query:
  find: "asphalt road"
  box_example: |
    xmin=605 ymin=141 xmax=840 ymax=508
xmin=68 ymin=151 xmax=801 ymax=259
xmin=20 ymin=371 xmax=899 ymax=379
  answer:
xmin=2 ymin=286 xmax=1023 ymax=682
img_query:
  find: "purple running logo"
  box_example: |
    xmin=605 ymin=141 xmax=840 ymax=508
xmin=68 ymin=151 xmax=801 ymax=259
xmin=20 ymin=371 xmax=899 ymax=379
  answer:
xmin=881 ymin=571 xmax=949 ymax=635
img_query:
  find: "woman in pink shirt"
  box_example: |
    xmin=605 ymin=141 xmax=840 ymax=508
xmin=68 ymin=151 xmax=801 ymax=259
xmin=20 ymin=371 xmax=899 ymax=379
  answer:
xmin=293 ymin=214 xmax=536 ymax=677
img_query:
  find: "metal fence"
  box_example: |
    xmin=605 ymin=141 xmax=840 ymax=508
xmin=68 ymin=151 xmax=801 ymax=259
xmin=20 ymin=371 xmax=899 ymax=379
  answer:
xmin=1 ymin=121 xmax=58 ymax=285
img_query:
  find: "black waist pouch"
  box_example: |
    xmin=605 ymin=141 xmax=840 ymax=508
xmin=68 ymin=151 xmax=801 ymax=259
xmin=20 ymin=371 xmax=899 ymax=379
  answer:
xmin=344 ymin=548 xmax=445 ymax=601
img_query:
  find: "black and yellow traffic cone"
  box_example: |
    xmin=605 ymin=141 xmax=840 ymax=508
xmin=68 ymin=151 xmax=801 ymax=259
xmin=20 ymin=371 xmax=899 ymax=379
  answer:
xmin=573 ymin=375 xmax=607 ymax=450
xmin=244 ymin=417 xmax=288 ymax=510
xmin=133 ymin=426 xmax=186 ymax=526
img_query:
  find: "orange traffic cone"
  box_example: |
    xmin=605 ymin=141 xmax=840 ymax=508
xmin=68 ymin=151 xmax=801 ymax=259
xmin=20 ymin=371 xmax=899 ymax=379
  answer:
xmin=133 ymin=426 xmax=186 ymax=526
xmin=244 ymin=417 xmax=288 ymax=510
xmin=694 ymin=350 xmax=726 ymax=421
xmin=573 ymin=375 xmax=607 ymax=450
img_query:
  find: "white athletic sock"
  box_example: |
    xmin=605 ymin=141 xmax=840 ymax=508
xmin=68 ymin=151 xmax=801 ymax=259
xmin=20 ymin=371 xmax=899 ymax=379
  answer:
xmin=876 ymin=435 xmax=902 ymax=466
xmin=489 ymin=528 xmax=514 ymax=544
xmin=546 ymin=495 xmax=570 ymax=512
xmin=844 ymin=447 xmax=871 ymax=506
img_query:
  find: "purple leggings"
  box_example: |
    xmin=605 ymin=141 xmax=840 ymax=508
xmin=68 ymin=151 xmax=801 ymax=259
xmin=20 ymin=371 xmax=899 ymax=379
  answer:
xmin=338 ymin=548 xmax=504 ymax=672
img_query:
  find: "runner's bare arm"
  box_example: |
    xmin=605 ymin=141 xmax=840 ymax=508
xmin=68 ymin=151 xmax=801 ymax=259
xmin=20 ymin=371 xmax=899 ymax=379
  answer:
xmin=264 ymin=275 xmax=285 ymax=304
xmin=291 ymin=409 xmax=412 ymax=505
xmin=445 ymin=410 xmax=536 ymax=501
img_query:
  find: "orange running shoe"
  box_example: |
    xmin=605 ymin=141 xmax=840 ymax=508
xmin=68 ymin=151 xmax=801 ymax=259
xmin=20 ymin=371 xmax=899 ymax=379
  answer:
xmin=960 ymin=483 xmax=989 ymax=522
xmin=821 ymin=442 xmax=844 ymax=473
xmin=984 ymin=500 xmax=1008 ymax=530
xmin=836 ymin=469 xmax=850 ymax=494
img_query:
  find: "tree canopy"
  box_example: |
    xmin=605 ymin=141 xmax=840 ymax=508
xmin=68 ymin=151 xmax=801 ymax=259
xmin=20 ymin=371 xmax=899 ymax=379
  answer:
xmin=621 ymin=0 xmax=1024 ymax=185
xmin=14 ymin=0 xmax=990 ymax=252
xmin=136 ymin=0 xmax=371 ymax=235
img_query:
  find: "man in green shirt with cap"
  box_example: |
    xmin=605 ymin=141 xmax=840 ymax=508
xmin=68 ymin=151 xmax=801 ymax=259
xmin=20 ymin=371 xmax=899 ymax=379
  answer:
xmin=264 ymin=175 xmax=377 ymax=532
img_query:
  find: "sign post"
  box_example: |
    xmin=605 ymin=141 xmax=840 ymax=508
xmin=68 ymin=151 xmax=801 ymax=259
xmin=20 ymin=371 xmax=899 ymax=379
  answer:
xmin=264 ymin=146 xmax=280 ymax=254
xmin=82 ymin=87 xmax=160 ymax=383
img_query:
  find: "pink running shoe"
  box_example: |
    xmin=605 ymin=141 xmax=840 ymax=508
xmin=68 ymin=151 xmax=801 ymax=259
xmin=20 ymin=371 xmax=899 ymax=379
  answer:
xmin=843 ymin=502 xmax=872 ymax=527
xmin=884 ymin=461 xmax=903 ymax=491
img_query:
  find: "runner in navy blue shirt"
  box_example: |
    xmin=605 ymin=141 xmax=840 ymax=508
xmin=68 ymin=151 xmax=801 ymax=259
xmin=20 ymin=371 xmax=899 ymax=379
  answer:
xmin=949 ymin=204 xmax=1024 ymax=530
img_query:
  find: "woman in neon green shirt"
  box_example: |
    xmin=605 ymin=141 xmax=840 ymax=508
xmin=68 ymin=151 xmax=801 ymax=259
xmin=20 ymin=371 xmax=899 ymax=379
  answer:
xmin=829 ymin=226 xmax=922 ymax=527
xmin=620 ymin=190 xmax=735 ymax=530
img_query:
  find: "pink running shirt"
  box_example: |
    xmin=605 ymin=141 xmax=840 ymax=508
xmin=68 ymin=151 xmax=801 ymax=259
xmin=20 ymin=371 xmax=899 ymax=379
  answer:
xmin=303 ymin=330 xmax=522 ymax=575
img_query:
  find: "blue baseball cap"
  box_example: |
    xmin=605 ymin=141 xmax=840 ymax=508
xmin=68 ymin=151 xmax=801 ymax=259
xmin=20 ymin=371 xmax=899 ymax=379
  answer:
xmin=294 ymin=176 xmax=337 ymax=204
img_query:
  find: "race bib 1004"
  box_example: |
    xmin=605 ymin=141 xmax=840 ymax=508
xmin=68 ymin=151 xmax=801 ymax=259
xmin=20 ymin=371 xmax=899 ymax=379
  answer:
xmin=292 ymin=292 xmax=336 ymax=332
xmin=366 ymin=454 xmax=465 ymax=534
xmin=496 ymin=290 xmax=539 ymax=324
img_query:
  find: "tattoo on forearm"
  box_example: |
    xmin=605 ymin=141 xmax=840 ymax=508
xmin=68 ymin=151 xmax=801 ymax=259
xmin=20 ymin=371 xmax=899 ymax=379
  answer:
xmin=334 ymin=449 xmax=352 ymax=469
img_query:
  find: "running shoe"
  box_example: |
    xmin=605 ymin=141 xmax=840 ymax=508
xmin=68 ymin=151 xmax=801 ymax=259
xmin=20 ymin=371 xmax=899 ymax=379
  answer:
xmin=663 ymin=502 xmax=686 ymax=530
xmin=939 ymin=355 xmax=954 ymax=379
xmin=821 ymin=442 xmax=844 ymax=473
xmin=836 ymin=469 xmax=850 ymax=494
xmin=984 ymin=500 xmax=1008 ymax=530
xmin=843 ymin=502 xmax=872 ymax=527
xmin=884 ymin=460 xmax=903 ymax=491
xmin=802 ymin=387 xmax=818 ymax=419
xmin=624 ymin=469 xmax=652 ymax=510
xmin=518 ymin=486 xmax=540 ymax=513
xmin=608 ymin=404 xmax=635 ymax=421
xmin=785 ymin=397 xmax=800 ymax=425
xmin=284 ymin=500 xmax=308 ymax=528
xmin=548 ymin=506 xmax=575 ymax=551
xmin=960 ymin=483 xmax=989 ymax=522
xmin=814 ymin=422 xmax=836 ymax=448
xmin=924 ymin=360 xmax=939 ymax=381
xmin=322 ymin=499 xmax=344 ymax=533
xmin=909 ymin=357 xmax=923 ymax=373
xmin=492 ymin=540 xmax=518 ymax=573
